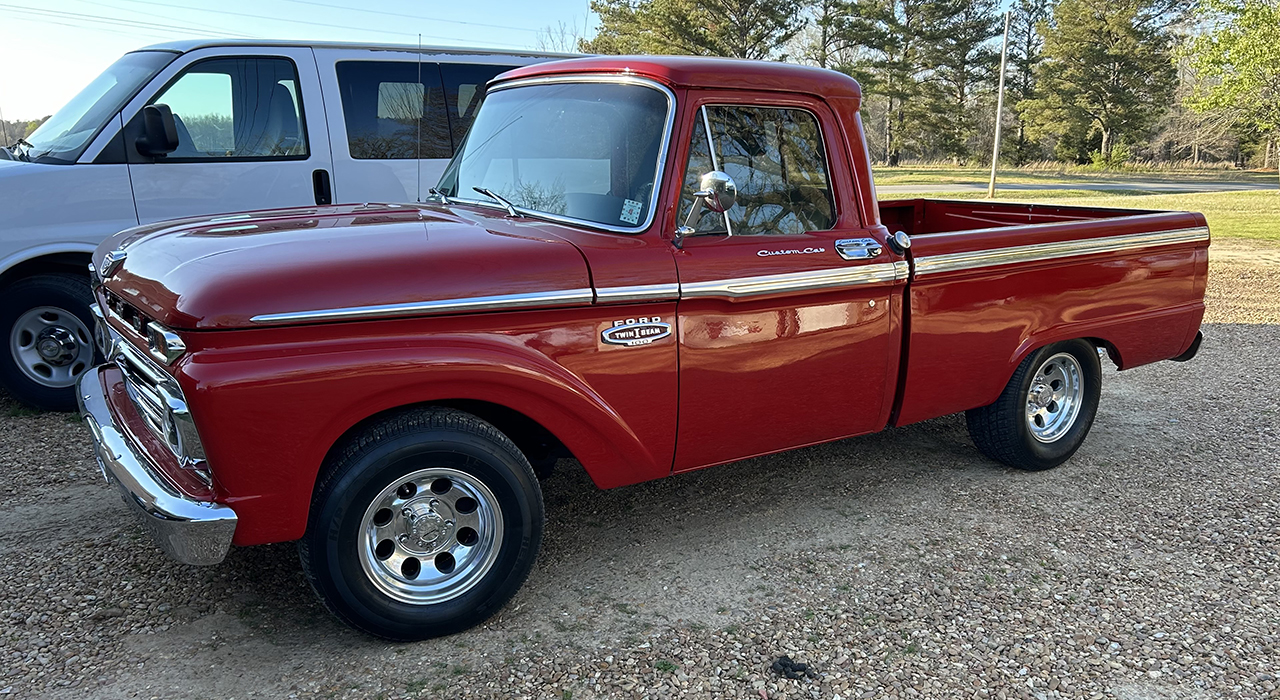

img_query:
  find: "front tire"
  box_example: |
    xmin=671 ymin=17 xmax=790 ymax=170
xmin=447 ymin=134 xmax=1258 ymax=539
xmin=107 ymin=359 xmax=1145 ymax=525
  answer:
xmin=299 ymin=407 xmax=543 ymax=641
xmin=966 ymin=339 xmax=1102 ymax=471
xmin=0 ymin=274 xmax=98 ymax=411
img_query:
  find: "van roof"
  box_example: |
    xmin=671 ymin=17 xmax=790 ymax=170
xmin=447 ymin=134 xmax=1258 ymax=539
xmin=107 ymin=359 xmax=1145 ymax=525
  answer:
xmin=134 ymin=38 xmax=579 ymax=59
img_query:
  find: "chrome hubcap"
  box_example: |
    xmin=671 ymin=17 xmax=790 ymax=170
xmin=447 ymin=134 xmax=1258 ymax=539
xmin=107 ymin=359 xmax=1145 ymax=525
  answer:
xmin=10 ymin=307 xmax=94 ymax=388
xmin=1026 ymin=352 xmax=1083 ymax=443
xmin=359 ymin=467 xmax=502 ymax=605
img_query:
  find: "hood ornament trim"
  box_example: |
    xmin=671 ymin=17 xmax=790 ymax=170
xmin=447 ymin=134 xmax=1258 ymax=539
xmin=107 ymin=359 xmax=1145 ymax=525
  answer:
xmin=101 ymin=249 xmax=128 ymax=277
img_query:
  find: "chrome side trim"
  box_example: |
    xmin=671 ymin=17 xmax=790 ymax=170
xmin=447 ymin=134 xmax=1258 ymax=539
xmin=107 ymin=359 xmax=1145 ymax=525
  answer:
xmin=681 ymin=262 xmax=902 ymax=299
xmin=914 ymin=227 xmax=1210 ymax=277
xmin=249 ymin=288 xmax=595 ymax=325
xmin=595 ymin=283 xmax=681 ymax=304
xmin=77 ymin=368 xmax=236 ymax=566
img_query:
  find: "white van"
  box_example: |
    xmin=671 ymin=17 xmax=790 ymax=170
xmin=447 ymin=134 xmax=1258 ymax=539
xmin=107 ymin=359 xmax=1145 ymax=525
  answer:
xmin=0 ymin=40 xmax=566 ymax=410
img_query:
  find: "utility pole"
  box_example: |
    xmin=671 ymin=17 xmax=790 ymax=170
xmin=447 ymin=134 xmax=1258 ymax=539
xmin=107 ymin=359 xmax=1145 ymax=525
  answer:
xmin=987 ymin=10 xmax=1011 ymax=199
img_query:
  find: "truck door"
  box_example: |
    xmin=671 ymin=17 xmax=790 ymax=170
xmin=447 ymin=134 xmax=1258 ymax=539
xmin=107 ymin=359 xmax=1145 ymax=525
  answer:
xmin=124 ymin=46 xmax=334 ymax=223
xmin=672 ymin=95 xmax=905 ymax=471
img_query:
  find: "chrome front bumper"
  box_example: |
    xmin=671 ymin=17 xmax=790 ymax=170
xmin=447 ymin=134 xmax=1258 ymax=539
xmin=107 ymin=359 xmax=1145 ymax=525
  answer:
xmin=77 ymin=366 xmax=236 ymax=565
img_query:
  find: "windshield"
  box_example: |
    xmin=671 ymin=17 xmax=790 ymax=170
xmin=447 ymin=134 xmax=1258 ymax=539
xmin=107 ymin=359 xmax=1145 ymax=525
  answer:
xmin=20 ymin=50 xmax=174 ymax=164
xmin=438 ymin=79 xmax=672 ymax=231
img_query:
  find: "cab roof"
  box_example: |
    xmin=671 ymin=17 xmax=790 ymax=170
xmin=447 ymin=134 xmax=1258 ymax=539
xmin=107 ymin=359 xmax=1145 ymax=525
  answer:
xmin=497 ymin=55 xmax=863 ymax=105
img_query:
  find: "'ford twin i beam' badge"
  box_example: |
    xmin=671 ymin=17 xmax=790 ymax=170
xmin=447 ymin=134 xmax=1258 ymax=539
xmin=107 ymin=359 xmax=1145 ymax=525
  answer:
xmin=601 ymin=317 xmax=672 ymax=347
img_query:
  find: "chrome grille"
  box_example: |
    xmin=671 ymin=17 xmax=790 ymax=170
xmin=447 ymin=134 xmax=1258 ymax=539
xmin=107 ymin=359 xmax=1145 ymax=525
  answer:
xmin=103 ymin=289 xmax=150 ymax=336
xmin=116 ymin=337 xmax=172 ymax=442
xmin=96 ymin=294 xmax=209 ymax=485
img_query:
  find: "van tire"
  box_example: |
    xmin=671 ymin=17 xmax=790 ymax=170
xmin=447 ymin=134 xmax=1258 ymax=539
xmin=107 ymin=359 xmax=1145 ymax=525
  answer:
xmin=965 ymin=339 xmax=1101 ymax=471
xmin=0 ymin=274 xmax=99 ymax=412
xmin=299 ymin=407 xmax=543 ymax=641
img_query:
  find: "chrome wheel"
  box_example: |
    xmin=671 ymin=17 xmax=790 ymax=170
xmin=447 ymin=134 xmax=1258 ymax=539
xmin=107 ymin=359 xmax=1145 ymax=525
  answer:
xmin=1025 ymin=351 xmax=1083 ymax=443
xmin=9 ymin=306 xmax=94 ymax=388
xmin=358 ymin=467 xmax=503 ymax=605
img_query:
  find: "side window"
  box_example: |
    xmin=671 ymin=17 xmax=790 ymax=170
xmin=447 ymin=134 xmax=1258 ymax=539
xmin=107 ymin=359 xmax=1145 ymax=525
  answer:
xmin=439 ymin=63 xmax=511 ymax=148
xmin=678 ymin=105 xmax=835 ymax=236
xmin=151 ymin=57 xmax=307 ymax=159
xmin=335 ymin=61 xmax=450 ymax=160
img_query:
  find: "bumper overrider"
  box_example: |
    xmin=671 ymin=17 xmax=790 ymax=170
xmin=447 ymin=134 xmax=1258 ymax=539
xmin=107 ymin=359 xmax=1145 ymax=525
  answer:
xmin=77 ymin=367 xmax=237 ymax=565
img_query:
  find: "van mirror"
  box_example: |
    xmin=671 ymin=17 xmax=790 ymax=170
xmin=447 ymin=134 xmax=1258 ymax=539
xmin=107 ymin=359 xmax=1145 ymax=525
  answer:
xmin=136 ymin=104 xmax=179 ymax=157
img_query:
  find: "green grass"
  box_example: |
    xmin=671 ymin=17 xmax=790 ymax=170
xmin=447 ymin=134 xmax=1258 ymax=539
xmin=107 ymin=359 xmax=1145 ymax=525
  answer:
xmin=880 ymin=189 xmax=1280 ymax=242
xmin=873 ymin=164 xmax=1276 ymax=187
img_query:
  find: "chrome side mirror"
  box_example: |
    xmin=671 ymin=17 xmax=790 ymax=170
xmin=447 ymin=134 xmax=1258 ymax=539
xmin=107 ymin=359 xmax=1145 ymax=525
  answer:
xmin=695 ymin=170 xmax=737 ymax=214
xmin=674 ymin=171 xmax=737 ymax=249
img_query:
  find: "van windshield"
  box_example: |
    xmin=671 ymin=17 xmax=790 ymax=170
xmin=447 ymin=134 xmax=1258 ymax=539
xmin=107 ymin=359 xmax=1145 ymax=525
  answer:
xmin=19 ymin=50 xmax=174 ymax=164
xmin=436 ymin=79 xmax=672 ymax=231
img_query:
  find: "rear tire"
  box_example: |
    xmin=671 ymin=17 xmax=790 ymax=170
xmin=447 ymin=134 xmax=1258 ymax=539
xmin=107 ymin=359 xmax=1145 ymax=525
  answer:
xmin=299 ymin=407 xmax=543 ymax=641
xmin=966 ymin=339 xmax=1101 ymax=471
xmin=0 ymin=274 xmax=98 ymax=411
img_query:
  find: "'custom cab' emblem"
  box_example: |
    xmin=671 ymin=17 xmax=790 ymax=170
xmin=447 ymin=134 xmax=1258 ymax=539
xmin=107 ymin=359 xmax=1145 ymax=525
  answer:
xmin=601 ymin=317 xmax=672 ymax=347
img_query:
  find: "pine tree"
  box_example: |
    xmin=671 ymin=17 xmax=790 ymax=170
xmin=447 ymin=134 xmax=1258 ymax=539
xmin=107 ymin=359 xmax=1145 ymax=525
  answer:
xmin=917 ymin=0 xmax=1001 ymax=162
xmin=584 ymin=0 xmax=807 ymax=59
xmin=1021 ymin=0 xmax=1177 ymax=165
xmin=1007 ymin=0 xmax=1054 ymax=165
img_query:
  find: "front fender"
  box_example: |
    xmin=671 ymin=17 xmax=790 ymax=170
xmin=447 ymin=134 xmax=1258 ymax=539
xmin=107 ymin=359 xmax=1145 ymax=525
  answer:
xmin=179 ymin=319 xmax=676 ymax=545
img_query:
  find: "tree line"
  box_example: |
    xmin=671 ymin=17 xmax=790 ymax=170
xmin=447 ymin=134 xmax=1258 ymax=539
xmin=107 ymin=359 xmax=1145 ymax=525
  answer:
xmin=576 ymin=0 xmax=1279 ymax=169
xmin=0 ymin=117 xmax=48 ymax=145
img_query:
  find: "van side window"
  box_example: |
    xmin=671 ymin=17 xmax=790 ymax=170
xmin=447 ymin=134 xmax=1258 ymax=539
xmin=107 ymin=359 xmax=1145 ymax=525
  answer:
xmin=335 ymin=61 xmax=450 ymax=160
xmin=678 ymin=105 xmax=835 ymax=236
xmin=439 ymin=64 xmax=510 ymax=149
xmin=151 ymin=57 xmax=307 ymax=159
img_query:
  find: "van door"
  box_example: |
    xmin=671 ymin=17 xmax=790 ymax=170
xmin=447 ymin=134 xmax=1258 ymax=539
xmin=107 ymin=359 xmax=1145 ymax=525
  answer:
xmin=124 ymin=46 xmax=333 ymax=223
xmin=314 ymin=49 xmax=519 ymax=204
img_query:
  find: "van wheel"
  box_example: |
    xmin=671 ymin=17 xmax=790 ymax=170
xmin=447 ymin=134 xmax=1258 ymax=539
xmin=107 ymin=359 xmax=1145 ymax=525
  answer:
xmin=299 ymin=407 xmax=543 ymax=641
xmin=965 ymin=339 xmax=1101 ymax=471
xmin=0 ymin=274 xmax=98 ymax=411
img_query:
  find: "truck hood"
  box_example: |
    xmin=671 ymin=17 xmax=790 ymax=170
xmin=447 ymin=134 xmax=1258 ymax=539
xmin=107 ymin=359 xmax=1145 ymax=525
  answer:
xmin=95 ymin=203 xmax=592 ymax=330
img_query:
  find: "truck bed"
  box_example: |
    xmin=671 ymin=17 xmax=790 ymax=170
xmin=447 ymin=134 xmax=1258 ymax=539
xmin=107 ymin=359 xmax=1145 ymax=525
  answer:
xmin=879 ymin=198 xmax=1210 ymax=427
xmin=879 ymin=198 xmax=1163 ymax=236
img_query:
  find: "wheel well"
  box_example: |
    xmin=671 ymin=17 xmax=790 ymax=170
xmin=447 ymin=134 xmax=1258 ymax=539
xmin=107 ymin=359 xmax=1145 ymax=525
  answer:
xmin=0 ymin=252 xmax=92 ymax=290
xmin=1087 ymin=337 xmax=1122 ymax=368
xmin=433 ymin=400 xmax=570 ymax=463
xmin=324 ymin=400 xmax=571 ymax=473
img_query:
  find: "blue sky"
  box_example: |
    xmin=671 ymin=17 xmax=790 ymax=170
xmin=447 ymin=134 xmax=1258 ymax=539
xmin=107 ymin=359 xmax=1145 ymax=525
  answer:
xmin=0 ymin=0 xmax=596 ymax=120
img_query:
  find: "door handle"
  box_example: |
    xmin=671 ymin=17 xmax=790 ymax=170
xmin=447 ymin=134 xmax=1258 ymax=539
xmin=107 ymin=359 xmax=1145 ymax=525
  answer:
xmin=834 ymin=238 xmax=883 ymax=260
xmin=312 ymin=169 xmax=332 ymax=206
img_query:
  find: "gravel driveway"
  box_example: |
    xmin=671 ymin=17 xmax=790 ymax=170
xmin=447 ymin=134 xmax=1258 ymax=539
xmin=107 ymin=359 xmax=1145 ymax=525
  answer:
xmin=1 ymin=241 xmax=1276 ymax=700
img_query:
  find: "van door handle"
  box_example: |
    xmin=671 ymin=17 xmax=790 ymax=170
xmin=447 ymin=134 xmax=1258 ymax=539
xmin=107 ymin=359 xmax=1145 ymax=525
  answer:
xmin=834 ymin=238 xmax=883 ymax=260
xmin=312 ymin=169 xmax=332 ymax=206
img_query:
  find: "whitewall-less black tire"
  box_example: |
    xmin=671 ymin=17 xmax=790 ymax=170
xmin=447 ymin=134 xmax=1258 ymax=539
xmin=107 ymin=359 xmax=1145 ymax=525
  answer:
xmin=299 ymin=407 xmax=543 ymax=641
xmin=965 ymin=339 xmax=1102 ymax=471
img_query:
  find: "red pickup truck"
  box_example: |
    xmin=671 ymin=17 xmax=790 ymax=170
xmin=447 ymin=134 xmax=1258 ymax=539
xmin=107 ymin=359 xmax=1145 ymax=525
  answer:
xmin=78 ymin=55 xmax=1208 ymax=640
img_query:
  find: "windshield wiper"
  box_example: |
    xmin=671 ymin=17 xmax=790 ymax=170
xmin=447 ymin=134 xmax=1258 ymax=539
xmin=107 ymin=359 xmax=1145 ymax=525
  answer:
xmin=11 ymin=137 xmax=33 ymax=162
xmin=10 ymin=138 xmax=34 ymax=163
xmin=426 ymin=187 xmax=452 ymax=204
xmin=472 ymin=187 xmax=519 ymax=217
